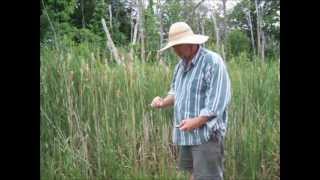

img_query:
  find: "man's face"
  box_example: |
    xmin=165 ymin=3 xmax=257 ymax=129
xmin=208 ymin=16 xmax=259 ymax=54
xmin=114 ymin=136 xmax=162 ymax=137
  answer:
xmin=172 ymin=44 xmax=193 ymax=60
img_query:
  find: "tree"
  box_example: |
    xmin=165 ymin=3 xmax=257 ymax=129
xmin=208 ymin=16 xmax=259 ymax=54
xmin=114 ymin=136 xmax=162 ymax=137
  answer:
xmin=138 ymin=0 xmax=145 ymax=62
xmin=145 ymin=0 xmax=160 ymax=60
xmin=228 ymin=0 xmax=279 ymax=60
xmin=156 ymin=0 xmax=164 ymax=49
xmin=221 ymin=0 xmax=228 ymax=41
xmin=226 ymin=29 xmax=251 ymax=58
xmin=162 ymin=0 xmax=184 ymax=32
xmin=110 ymin=0 xmax=132 ymax=44
xmin=88 ymin=0 xmax=108 ymax=39
xmin=40 ymin=0 xmax=77 ymax=43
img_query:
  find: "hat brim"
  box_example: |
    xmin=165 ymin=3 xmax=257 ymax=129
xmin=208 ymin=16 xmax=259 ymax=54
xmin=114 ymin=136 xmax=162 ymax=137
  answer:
xmin=159 ymin=35 xmax=209 ymax=52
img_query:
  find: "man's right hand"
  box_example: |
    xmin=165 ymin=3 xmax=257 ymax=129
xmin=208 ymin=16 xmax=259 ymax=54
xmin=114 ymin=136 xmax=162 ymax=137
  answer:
xmin=150 ymin=96 xmax=163 ymax=108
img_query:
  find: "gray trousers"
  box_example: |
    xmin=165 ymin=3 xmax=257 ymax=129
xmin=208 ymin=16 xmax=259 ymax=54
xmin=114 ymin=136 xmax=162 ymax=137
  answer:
xmin=178 ymin=133 xmax=224 ymax=180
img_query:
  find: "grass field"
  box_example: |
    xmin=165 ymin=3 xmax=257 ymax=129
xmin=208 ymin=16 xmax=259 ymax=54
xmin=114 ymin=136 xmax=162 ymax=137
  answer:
xmin=40 ymin=44 xmax=279 ymax=180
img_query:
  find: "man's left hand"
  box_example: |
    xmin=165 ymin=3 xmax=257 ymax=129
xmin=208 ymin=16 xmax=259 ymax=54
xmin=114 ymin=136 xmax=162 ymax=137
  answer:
xmin=179 ymin=117 xmax=209 ymax=131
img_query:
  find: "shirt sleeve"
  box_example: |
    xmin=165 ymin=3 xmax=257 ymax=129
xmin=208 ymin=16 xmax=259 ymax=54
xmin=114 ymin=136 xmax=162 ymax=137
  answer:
xmin=199 ymin=56 xmax=231 ymax=130
xmin=168 ymin=64 xmax=180 ymax=96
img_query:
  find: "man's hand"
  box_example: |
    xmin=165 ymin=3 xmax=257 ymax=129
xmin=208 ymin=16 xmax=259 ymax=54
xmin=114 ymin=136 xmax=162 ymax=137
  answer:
xmin=150 ymin=96 xmax=163 ymax=108
xmin=179 ymin=117 xmax=209 ymax=131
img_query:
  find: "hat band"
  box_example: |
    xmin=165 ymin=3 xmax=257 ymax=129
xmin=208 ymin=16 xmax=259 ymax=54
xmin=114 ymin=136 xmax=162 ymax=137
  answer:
xmin=169 ymin=29 xmax=194 ymax=42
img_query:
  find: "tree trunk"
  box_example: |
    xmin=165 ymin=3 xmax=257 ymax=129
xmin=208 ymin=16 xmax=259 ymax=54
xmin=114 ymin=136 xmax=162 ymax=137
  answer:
xmin=221 ymin=0 xmax=227 ymax=40
xmin=130 ymin=17 xmax=138 ymax=62
xmin=221 ymin=0 xmax=228 ymax=60
xmin=129 ymin=1 xmax=136 ymax=63
xmin=130 ymin=17 xmax=134 ymax=61
xmin=260 ymin=4 xmax=265 ymax=62
xmin=157 ymin=0 xmax=163 ymax=49
xmin=81 ymin=0 xmax=85 ymax=28
xmin=261 ymin=29 xmax=265 ymax=62
xmin=200 ymin=15 xmax=205 ymax=47
xmin=221 ymin=44 xmax=226 ymax=61
xmin=200 ymin=20 xmax=205 ymax=37
xmin=246 ymin=11 xmax=256 ymax=55
xmin=186 ymin=0 xmax=205 ymax=23
xmin=101 ymin=18 xmax=123 ymax=66
xmin=133 ymin=22 xmax=139 ymax=45
xmin=212 ymin=14 xmax=220 ymax=50
xmin=41 ymin=0 xmax=58 ymax=49
xmin=109 ymin=5 xmax=112 ymax=30
xmin=156 ymin=0 xmax=163 ymax=51
xmin=255 ymin=0 xmax=262 ymax=60
xmin=130 ymin=16 xmax=134 ymax=43
xmin=138 ymin=0 xmax=145 ymax=62
xmin=130 ymin=0 xmax=138 ymax=45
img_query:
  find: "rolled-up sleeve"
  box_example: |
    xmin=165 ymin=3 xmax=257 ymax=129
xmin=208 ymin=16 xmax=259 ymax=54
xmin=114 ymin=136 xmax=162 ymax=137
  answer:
xmin=199 ymin=57 xmax=231 ymax=130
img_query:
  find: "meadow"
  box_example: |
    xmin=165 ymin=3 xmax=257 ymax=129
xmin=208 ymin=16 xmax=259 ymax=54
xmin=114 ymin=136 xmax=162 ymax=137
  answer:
xmin=40 ymin=44 xmax=279 ymax=180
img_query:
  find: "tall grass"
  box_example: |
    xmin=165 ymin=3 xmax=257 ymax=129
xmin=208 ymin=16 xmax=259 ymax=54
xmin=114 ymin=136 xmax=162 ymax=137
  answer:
xmin=40 ymin=45 xmax=279 ymax=180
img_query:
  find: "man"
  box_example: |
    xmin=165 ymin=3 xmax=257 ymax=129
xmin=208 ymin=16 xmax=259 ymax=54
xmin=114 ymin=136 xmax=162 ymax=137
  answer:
xmin=150 ymin=22 xmax=231 ymax=180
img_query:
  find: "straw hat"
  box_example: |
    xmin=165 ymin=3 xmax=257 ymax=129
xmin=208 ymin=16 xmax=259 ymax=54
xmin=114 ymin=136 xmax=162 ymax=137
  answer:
xmin=159 ymin=22 xmax=209 ymax=52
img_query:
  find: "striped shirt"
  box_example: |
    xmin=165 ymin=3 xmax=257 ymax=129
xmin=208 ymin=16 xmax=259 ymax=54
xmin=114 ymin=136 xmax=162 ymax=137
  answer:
xmin=168 ymin=46 xmax=231 ymax=145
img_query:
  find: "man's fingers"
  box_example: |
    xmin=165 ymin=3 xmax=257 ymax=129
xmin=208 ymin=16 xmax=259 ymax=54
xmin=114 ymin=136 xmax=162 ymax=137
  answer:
xmin=180 ymin=120 xmax=186 ymax=125
xmin=150 ymin=97 xmax=163 ymax=108
xmin=150 ymin=96 xmax=161 ymax=107
xmin=154 ymin=101 xmax=160 ymax=108
xmin=180 ymin=125 xmax=187 ymax=131
xmin=178 ymin=120 xmax=186 ymax=128
xmin=179 ymin=120 xmax=192 ymax=131
xmin=150 ymin=101 xmax=155 ymax=107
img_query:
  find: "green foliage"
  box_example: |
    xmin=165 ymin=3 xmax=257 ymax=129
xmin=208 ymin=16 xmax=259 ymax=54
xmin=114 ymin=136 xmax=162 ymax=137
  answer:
xmin=203 ymin=19 xmax=218 ymax=47
xmin=41 ymin=0 xmax=77 ymax=43
xmin=261 ymin=1 xmax=280 ymax=40
xmin=228 ymin=0 xmax=254 ymax=31
xmin=110 ymin=20 xmax=129 ymax=45
xmin=70 ymin=0 xmax=96 ymax=29
xmin=226 ymin=29 xmax=251 ymax=59
xmin=41 ymin=0 xmax=131 ymax=48
xmin=162 ymin=0 xmax=184 ymax=31
xmin=144 ymin=1 xmax=160 ymax=61
xmin=228 ymin=0 xmax=280 ymax=59
xmin=74 ymin=28 xmax=102 ymax=44
xmin=45 ymin=0 xmax=77 ymax=21
xmin=265 ymin=39 xmax=279 ymax=60
xmin=41 ymin=0 xmax=279 ymax=60
xmin=58 ymin=22 xmax=78 ymax=37
xmin=40 ymin=14 xmax=50 ymax=41
xmin=88 ymin=0 xmax=108 ymax=35
xmin=110 ymin=0 xmax=131 ymax=44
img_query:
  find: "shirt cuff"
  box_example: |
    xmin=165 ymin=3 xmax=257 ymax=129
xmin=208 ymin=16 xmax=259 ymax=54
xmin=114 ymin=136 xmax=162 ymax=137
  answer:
xmin=199 ymin=108 xmax=216 ymax=118
xmin=206 ymin=117 xmax=217 ymax=130
xmin=199 ymin=108 xmax=218 ymax=130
